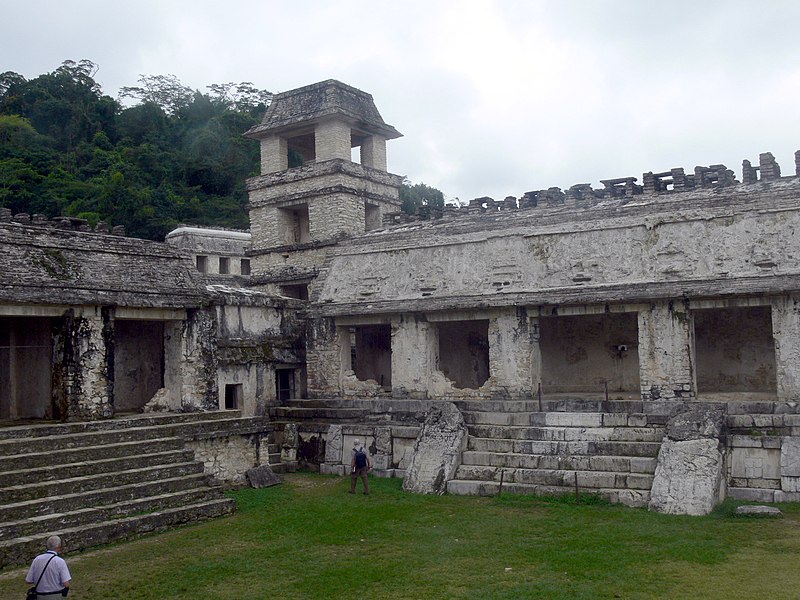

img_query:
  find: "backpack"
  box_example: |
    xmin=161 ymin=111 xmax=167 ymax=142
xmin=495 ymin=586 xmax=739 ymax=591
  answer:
xmin=354 ymin=448 xmax=368 ymax=468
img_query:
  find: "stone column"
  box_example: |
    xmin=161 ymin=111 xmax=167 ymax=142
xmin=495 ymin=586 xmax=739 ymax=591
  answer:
xmin=772 ymin=294 xmax=800 ymax=401
xmin=487 ymin=308 xmax=534 ymax=399
xmin=637 ymin=301 xmax=696 ymax=401
xmin=373 ymin=426 xmax=392 ymax=470
xmin=360 ymin=136 xmax=387 ymax=171
xmin=69 ymin=309 xmax=113 ymax=419
xmin=179 ymin=309 xmax=218 ymax=411
xmin=315 ymin=119 xmax=351 ymax=162
xmin=161 ymin=320 xmax=184 ymax=411
xmin=260 ymin=135 xmax=288 ymax=174
xmin=390 ymin=314 xmax=438 ymax=399
xmin=530 ymin=315 xmax=543 ymax=397
xmin=306 ymin=317 xmax=348 ymax=397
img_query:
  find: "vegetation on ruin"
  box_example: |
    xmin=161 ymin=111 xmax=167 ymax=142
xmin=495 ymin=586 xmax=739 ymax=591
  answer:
xmin=400 ymin=180 xmax=445 ymax=218
xmin=0 ymin=60 xmax=444 ymax=241
xmin=1 ymin=473 xmax=799 ymax=599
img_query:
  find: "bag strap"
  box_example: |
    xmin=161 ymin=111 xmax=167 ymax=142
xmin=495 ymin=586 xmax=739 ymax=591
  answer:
xmin=33 ymin=553 xmax=58 ymax=592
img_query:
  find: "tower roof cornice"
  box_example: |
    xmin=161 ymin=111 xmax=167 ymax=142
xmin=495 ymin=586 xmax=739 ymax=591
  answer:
xmin=245 ymin=79 xmax=402 ymax=140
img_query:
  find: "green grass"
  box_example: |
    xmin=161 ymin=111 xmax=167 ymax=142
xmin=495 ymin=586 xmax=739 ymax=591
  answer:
xmin=2 ymin=474 xmax=800 ymax=599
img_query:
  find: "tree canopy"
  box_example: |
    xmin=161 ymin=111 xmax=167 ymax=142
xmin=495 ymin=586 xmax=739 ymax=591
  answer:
xmin=400 ymin=180 xmax=445 ymax=218
xmin=0 ymin=60 xmax=270 ymax=240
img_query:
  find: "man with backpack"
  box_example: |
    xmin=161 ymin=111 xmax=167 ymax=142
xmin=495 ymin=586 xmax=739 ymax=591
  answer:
xmin=350 ymin=438 xmax=371 ymax=495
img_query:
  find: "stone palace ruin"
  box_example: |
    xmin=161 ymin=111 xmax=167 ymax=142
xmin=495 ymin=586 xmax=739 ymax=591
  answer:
xmin=2 ymin=79 xmax=800 ymax=563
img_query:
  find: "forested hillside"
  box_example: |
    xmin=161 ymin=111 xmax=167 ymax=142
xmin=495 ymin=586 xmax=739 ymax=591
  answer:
xmin=0 ymin=60 xmax=445 ymax=241
xmin=0 ymin=60 xmax=270 ymax=240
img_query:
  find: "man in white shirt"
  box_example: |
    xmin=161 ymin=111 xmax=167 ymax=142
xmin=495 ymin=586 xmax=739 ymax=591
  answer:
xmin=25 ymin=535 xmax=71 ymax=597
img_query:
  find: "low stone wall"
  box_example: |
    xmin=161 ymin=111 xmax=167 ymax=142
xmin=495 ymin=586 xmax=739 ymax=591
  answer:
xmin=303 ymin=423 xmax=420 ymax=478
xmin=186 ymin=430 xmax=273 ymax=485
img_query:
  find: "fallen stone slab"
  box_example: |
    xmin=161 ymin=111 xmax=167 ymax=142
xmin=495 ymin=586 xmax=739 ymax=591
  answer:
xmin=735 ymin=505 xmax=782 ymax=517
xmin=403 ymin=402 xmax=467 ymax=495
xmin=246 ymin=465 xmax=281 ymax=488
xmin=649 ymin=438 xmax=725 ymax=516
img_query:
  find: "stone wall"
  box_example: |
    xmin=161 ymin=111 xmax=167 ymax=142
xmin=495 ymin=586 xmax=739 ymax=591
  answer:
xmin=187 ymin=431 xmax=272 ymax=485
xmin=318 ymin=423 xmax=420 ymax=477
xmin=312 ymin=177 xmax=800 ymax=316
xmin=248 ymin=160 xmax=402 ymax=254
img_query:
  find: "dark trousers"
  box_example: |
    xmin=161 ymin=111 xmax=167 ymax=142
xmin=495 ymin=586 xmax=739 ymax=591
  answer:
xmin=351 ymin=466 xmax=369 ymax=493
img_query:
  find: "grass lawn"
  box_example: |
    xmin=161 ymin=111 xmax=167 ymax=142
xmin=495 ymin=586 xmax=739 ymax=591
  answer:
xmin=1 ymin=473 xmax=800 ymax=599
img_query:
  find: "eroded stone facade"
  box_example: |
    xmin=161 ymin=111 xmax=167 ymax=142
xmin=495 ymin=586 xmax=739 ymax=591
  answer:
xmin=7 ymin=78 xmax=800 ymax=509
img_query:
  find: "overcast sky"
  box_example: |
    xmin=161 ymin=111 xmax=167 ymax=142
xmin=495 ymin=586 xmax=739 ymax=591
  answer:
xmin=4 ymin=0 xmax=800 ymax=202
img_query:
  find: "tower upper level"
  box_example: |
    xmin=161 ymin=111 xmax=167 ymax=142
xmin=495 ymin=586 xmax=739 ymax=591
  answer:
xmin=245 ymin=79 xmax=402 ymax=174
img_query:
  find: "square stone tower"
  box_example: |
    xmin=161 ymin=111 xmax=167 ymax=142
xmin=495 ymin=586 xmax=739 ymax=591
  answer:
xmin=244 ymin=80 xmax=404 ymax=298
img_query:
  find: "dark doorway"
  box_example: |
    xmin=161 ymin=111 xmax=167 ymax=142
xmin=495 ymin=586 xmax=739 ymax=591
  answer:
xmin=694 ymin=306 xmax=776 ymax=394
xmin=276 ymin=369 xmax=295 ymax=402
xmin=114 ymin=320 xmax=165 ymax=413
xmin=224 ymin=383 xmax=242 ymax=409
xmin=350 ymin=325 xmax=392 ymax=389
xmin=0 ymin=316 xmax=54 ymax=419
xmin=437 ymin=320 xmax=490 ymax=389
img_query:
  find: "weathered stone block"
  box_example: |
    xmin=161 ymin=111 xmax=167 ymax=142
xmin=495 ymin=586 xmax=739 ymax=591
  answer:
xmin=781 ymin=437 xmax=800 ymax=477
xmin=781 ymin=477 xmax=800 ymax=492
xmin=323 ymin=425 xmax=343 ymax=463
xmin=403 ymin=403 xmax=468 ymax=495
xmin=627 ymin=414 xmax=648 ymax=427
xmin=727 ymin=414 xmax=754 ymax=428
xmin=775 ymin=490 xmax=800 ymax=502
xmin=666 ymin=405 xmax=725 ymax=441
xmin=649 ymin=438 xmax=725 ymax=515
xmin=754 ymin=414 xmax=777 ymax=428
xmin=320 ymin=464 xmax=347 ymax=476
xmin=729 ymin=487 xmax=775 ymax=502
xmin=281 ymin=423 xmax=299 ymax=462
xmin=735 ymin=505 xmax=782 ymax=517
xmin=246 ymin=465 xmax=281 ymax=488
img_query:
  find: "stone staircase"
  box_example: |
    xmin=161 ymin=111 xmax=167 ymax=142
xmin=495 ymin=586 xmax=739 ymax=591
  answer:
xmin=0 ymin=411 xmax=272 ymax=567
xmin=447 ymin=399 xmax=669 ymax=507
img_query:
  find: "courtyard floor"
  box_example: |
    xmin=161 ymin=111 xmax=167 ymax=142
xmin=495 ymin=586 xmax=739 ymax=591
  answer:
xmin=0 ymin=473 xmax=798 ymax=599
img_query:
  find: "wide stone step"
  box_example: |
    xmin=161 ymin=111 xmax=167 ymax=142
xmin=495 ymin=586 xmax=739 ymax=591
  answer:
xmin=0 ymin=449 xmax=196 ymax=488
xmin=455 ymin=465 xmax=654 ymax=490
xmin=0 ymin=417 xmax=269 ymax=455
xmin=1 ymin=462 xmax=205 ymax=503
xmin=0 ymin=498 xmax=236 ymax=567
xmin=0 ymin=437 xmax=186 ymax=472
xmin=0 ymin=473 xmax=211 ymax=522
xmin=446 ymin=479 xmax=650 ymax=507
xmin=467 ymin=424 xmax=665 ymax=443
xmin=462 ymin=411 xmax=653 ymax=427
xmin=270 ymin=407 xmax=370 ymax=420
xmin=0 ymin=410 xmax=242 ymax=441
xmin=0 ymin=487 xmax=225 ymax=541
xmin=278 ymin=398 xmax=431 ymax=410
xmin=461 ymin=450 xmax=657 ymax=474
xmin=467 ymin=437 xmax=662 ymax=457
